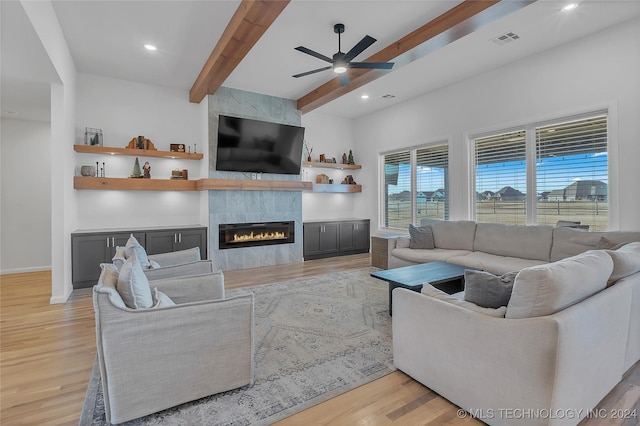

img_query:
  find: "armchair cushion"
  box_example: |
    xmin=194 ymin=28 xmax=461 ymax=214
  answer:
xmin=117 ymin=253 xmax=153 ymax=309
xmin=143 ymin=260 xmax=214 ymax=281
xmin=147 ymin=247 xmax=201 ymax=267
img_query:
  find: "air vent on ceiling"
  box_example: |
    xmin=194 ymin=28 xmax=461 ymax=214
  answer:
xmin=381 ymin=94 xmax=396 ymax=99
xmin=491 ymin=31 xmax=520 ymax=46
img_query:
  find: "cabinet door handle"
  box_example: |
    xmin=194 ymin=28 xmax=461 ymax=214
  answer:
xmin=112 ymin=237 xmax=115 ymax=247
xmin=178 ymin=233 xmax=182 ymax=243
xmin=106 ymin=237 xmax=110 ymax=248
xmin=174 ymin=234 xmax=177 ymax=243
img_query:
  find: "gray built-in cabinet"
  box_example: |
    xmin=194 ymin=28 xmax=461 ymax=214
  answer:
xmin=303 ymin=219 xmax=370 ymax=260
xmin=71 ymin=226 xmax=207 ymax=289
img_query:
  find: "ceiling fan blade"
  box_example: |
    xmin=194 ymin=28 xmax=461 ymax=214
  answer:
xmin=349 ymin=61 xmax=394 ymax=70
xmin=292 ymin=66 xmax=332 ymax=78
xmin=343 ymin=35 xmax=376 ymax=63
xmin=294 ymin=46 xmax=334 ymax=63
xmin=338 ymin=72 xmax=350 ymax=86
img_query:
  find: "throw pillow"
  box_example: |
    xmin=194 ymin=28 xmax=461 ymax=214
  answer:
xmin=125 ymin=234 xmax=151 ymax=269
xmin=116 ymin=253 xmax=153 ymax=309
xmin=150 ymin=287 xmax=176 ymax=308
xmin=111 ymin=246 xmax=127 ymax=271
xmin=596 ymin=236 xmax=630 ymax=251
xmin=607 ymin=242 xmax=640 ymax=285
xmin=464 ymin=270 xmax=518 ymax=308
xmin=98 ymin=263 xmax=119 ymax=288
xmin=408 ymin=224 xmax=435 ymax=249
xmin=506 ymin=250 xmax=612 ymax=319
xmin=421 ymin=285 xmax=507 ymax=317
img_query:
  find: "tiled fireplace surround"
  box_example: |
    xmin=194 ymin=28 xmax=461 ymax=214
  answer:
xmin=208 ymin=87 xmax=304 ymax=271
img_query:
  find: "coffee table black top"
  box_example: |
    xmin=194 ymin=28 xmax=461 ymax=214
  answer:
xmin=371 ymin=262 xmax=473 ymax=288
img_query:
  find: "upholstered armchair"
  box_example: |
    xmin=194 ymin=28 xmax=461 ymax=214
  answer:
xmin=93 ymin=265 xmax=254 ymax=424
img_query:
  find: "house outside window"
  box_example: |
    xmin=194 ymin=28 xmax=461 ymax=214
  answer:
xmin=472 ymin=112 xmax=608 ymax=230
xmin=381 ymin=143 xmax=449 ymax=230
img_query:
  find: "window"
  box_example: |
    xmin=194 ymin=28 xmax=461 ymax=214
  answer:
xmin=381 ymin=143 xmax=449 ymax=230
xmin=472 ymin=113 xmax=608 ymax=230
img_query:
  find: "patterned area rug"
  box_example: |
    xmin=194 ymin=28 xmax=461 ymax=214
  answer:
xmin=81 ymin=267 xmax=394 ymax=425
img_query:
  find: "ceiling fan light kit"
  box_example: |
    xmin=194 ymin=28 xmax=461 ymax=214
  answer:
xmin=293 ymin=23 xmax=394 ymax=86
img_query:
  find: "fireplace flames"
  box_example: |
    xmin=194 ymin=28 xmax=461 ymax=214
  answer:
xmin=231 ymin=231 xmax=287 ymax=243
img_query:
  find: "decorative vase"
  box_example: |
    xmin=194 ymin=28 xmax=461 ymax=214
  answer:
xmin=80 ymin=165 xmax=96 ymax=176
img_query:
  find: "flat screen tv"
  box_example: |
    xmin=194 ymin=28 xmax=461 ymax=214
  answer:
xmin=216 ymin=115 xmax=305 ymax=175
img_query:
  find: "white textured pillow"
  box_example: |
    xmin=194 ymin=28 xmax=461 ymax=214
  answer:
xmin=150 ymin=287 xmax=176 ymax=308
xmin=607 ymin=242 xmax=640 ymax=285
xmin=421 ymin=285 xmax=507 ymax=318
xmin=506 ymin=250 xmax=613 ymax=319
xmin=125 ymin=234 xmax=151 ymax=269
xmin=116 ymin=253 xmax=153 ymax=309
xmin=98 ymin=263 xmax=119 ymax=288
xmin=112 ymin=246 xmax=127 ymax=271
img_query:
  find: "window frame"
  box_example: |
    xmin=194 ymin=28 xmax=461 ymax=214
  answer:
xmin=469 ymin=110 xmax=610 ymax=228
xmin=379 ymin=140 xmax=450 ymax=231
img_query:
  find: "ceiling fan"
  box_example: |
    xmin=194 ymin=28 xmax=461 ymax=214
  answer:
xmin=292 ymin=23 xmax=394 ymax=86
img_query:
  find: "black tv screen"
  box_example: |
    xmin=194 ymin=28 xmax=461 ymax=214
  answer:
xmin=216 ymin=115 xmax=305 ymax=175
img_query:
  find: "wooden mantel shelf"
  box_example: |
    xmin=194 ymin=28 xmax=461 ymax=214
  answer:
xmin=74 ymin=176 xmax=312 ymax=192
xmin=197 ymin=179 xmax=312 ymax=191
xmin=74 ymin=144 xmax=203 ymax=160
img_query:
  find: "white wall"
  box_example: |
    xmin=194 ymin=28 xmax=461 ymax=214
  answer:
xmin=301 ymin=112 xmax=362 ymax=221
xmin=0 ymin=119 xmax=51 ymax=273
xmin=354 ymin=17 xmax=640 ymax=234
xmin=75 ymin=73 xmax=207 ymax=229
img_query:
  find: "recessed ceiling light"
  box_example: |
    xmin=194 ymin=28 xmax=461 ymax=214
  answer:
xmin=144 ymin=44 xmax=157 ymax=51
xmin=361 ymin=94 xmax=369 ymax=100
xmin=562 ymin=3 xmax=578 ymax=12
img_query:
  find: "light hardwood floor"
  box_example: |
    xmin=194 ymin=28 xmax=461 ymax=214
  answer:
xmin=1 ymin=254 xmax=638 ymax=425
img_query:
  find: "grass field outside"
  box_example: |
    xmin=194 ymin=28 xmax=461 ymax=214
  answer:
xmin=384 ymin=200 xmax=608 ymax=231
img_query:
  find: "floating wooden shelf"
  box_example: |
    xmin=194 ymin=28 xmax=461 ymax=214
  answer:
xmin=74 ymin=176 xmax=198 ymax=191
xmin=309 ymin=184 xmax=362 ymax=193
xmin=74 ymin=144 xmax=203 ymax=160
xmin=75 ymin=176 xmax=312 ymax=192
xmin=197 ymin=179 xmax=312 ymax=191
xmin=302 ymin=161 xmax=361 ymax=170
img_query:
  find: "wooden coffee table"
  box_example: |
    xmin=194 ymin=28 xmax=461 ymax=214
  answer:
xmin=371 ymin=262 xmax=476 ymax=315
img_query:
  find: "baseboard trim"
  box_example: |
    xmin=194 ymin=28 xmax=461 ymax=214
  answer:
xmin=50 ymin=286 xmax=73 ymax=304
xmin=0 ymin=266 xmax=52 ymax=275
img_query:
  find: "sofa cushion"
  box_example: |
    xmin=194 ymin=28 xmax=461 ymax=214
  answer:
xmin=464 ymin=270 xmax=518 ymax=308
xmin=421 ymin=285 xmax=507 ymax=317
xmin=396 ymin=236 xmax=410 ymax=248
xmin=125 ymin=234 xmax=151 ymax=269
xmin=392 ymin=248 xmax=472 ymax=264
xmin=117 ymin=253 xmax=153 ymax=309
xmin=506 ymin=250 xmax=613 ymax=319
xmin=421 ymin=219 xmax=476 ymax=251
xmin=550 ymin=227 xmax=640 ymax=262
xmin=607 ymin=242 xmax=640 ymax=285
xmin=409 ymin=224 xmax=435 ymax=249
xmin=447 ymin=252 xmax=548 ymax=275
xmin=474 ymin=223 xmax=553 ymax=261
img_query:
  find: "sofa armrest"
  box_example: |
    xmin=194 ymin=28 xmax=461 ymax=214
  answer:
xmin=392 ymin=284 xmax=631 ymax=425
xmin=147 ymin=247 xmax=201 ymax=266
xmin=149 ymin=271 xmax=224 ymax=304
xmin=144 ymin=260 xmax=214 ymax=281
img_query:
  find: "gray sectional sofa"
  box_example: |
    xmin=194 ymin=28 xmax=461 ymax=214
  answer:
xmin=388 ymin=219 xmax=640 ymax=426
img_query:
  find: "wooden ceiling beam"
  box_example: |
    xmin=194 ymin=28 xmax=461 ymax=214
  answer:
xmin=297 ymin=0 xmax=534 ymax=114
xmin=189 ymin=0 xmax=290 ymax=104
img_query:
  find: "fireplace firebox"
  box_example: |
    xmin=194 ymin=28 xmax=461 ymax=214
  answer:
xmin=219 ymin=221 xmax=295 ymax=249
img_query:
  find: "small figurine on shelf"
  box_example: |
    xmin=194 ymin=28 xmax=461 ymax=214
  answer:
xmin=130 ymin=157 xmax=143 ymax=178
xmin=342 ymin=153 xmax=348 ymax=164
xmin=319 ymin=154 xmax=326 ymax=163
xmin=348 ymin=150 xmax=355 ymax=165
xmin=126 ymin=136 xmax=157 ymax=151
xmin=143 ymin=161 xmax=151 ymax=179
xmin=341 ymin=175 xmax=357 ymax=185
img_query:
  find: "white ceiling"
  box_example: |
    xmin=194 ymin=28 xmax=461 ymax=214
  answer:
xmin=2 ymin=0 xmax=639 ymax=122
